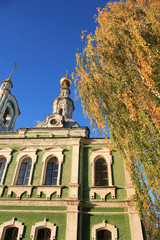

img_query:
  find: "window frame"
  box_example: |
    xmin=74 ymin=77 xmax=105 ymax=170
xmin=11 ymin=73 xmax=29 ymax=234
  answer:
xmin=0 ymin=158 xmax=7 ymax=185
xmin=16 ymin=157 xmax=32 ymax=185
xmin=90 ymin=152 xmax=113 ymax=187
xmin=44 ymin=157 xmax=59 ymax=186
xmin=0 ymin=148 xmax=12 ymax=186
xmin=95 ymin=158 xmax=109 ymax=187
xmin=30 ymin=219 xmax=57 ymax=240
xmin=92 ymin=221 xmax=118 ymax=240
xmin=90 ymin=148 xmax=116 ymax=200
xmin=12 ymin=148 xmax=37 ymax=186
xmin=0 ymin=218 xmax=24 ymax=240
xmin=41 ymin=148 xmax=64 ymax=186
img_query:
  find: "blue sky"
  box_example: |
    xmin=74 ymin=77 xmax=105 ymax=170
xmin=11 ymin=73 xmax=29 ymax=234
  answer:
xmin=0 ymin=0 xmax=107 ymax=137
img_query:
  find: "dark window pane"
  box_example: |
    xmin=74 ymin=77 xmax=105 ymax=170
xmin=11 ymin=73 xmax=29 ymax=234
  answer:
xmin=17 ymin=178 xmax=23 ymax=185
xmin=47 ymin=164 xmax=52 ymax=170
xmin=52 ymin=179 xmax=57 ymax=185
xmin=45 ymin=158 xmax=59 ymax=185
xmin=46 ymin=171 xmax=52 ymax=178
xmin=4 ymin=227 xmax=18 ymax=240
xmin=19 ymin=170 xmax=25 ymax=177
xmin=53 ymin=171 xmax=58 ymax=177
xmin=21 ymin=164 xmax=26 ymax=170
xmin=26 ymin=170 xmax=30 ymax=178
xmin=2 ymin=164 xmax=5 ymax=170
xmin=37 ymin=228 xmax=51 ymax=240
xmin=27 ymin=164 xmax=31 ymax=170
xmin=95 ymin=158 xmax=108 ymax=186
xmin=0 ymin=159 xmax=6 ymax=183
xmin=54 ymin=164 xmax=58 ymax=170
xmin=45 ymin=179 xmax=50 ymax=185
xmin=17 ymin=158 xmax=32 ymax=185
xmin=24 ymin=178 xmax=29 ymax=185
xmin=97 ymin=229 xmax=111 ymax=240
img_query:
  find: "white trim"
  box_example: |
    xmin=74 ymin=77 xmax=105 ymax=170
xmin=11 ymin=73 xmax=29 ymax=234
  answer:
xmin=30 ymin=218 xmax=57 ymax=240
xmin=90 ymin=148 xmax=115 ymax=200
xmin=92 ymin=220 xmax=118 ymax=240
xmin=0 ymin=218 xmax=24 ymax=240
xmin=90 ymin=148 xmax=113 ymax=187
xmin=12 ymin=148 xmax=37 ymax=185
xmin=0 ymin=147 xmax=12 ymax=185
xmin=41 ymin=147 xmax=64 ymax=185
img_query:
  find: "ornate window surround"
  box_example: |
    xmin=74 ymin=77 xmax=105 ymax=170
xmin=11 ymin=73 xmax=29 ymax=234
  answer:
xmin=12 ymin=147 xmax=37 ymax=185
xmin=7 ymin=148 xmax=37 ymax=199
xmin=0 ymin=147 xmax=12 ymax=185
xmin=30 ymin=218 xmax=57 ymax=240
xmin=90 ymin=147 xmax=116 ymax=200
xmin=90 ymin=148 xmax=113 ymax=186
xmin=92 ymin=221 xmax=118 ymax=240
xmin=0 ymin=218 xmax=24 ymax=240
xmin=40 ymin=147 xmax=64 ymax=186
xmin=36 ymin=147 xmax=64 ymax=199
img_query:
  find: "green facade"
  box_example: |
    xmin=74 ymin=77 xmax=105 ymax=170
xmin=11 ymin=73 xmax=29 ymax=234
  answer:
xmin=0 ymin=128 xmax=143 ymax=240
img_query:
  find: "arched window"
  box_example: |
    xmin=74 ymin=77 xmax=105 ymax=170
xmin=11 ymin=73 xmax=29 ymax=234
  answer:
xmin=3 ymin=107 xmax=11 ymax=125
xmin=0 ymin=218 xmax=24 ymax=240
xmin=45 ymin=158 xmax=59 ymax=185
xmin=97 ymin=229 xmax=112 ymax=240
xmin=17 ymin=158 xmax=32 ymax=185
xmin=95 ymin=158 xmax=108 ymax=186
xmin=36 ymin=228 xmax=51 ymax=240
xmin=4 ymin=227 xmax=18 ymax=240
xmin=30 ymin=219 xmax=57 ymax=240
xmin=0 ymin=158 xmax=6 ymax=184
xmin=92 ymin=221 xmax=118 ymax=240
xmin=59 ymin=108 xmax=63 ymax=116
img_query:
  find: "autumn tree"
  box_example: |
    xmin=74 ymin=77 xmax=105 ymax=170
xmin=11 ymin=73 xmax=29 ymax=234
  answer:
xmin=74 ymin=0 xmax=160 ymax=238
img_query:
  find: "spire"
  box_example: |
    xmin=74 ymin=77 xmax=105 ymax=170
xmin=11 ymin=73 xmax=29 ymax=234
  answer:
xmin=1 ymin=63 xmax=18 ymax=89
xmin=34 ymin=68 xmax=79 ymax=128
xmin=0 ymin=64 xmax=20 ymax=131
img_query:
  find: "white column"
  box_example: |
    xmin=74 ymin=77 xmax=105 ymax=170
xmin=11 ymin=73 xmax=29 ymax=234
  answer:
xmin=66 ymin=204 xmax=78 ymax=240
xmin=129 ymin=212 xmax=144 ymax=240
xmin=66 ymin=140 xmax=80 ymax=240
xmin=69 ymin=141 xmax=80 ymax=199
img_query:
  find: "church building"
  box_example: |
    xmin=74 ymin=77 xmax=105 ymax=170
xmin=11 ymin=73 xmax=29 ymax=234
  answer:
xmin=0 ymin=67 xmax=144 ymax=240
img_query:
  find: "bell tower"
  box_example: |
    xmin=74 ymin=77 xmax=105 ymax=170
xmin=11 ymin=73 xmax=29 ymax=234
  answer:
xmin=52 ymin=73 xmax=74 ymax=119
xmin=0 ymin=65 xmax=20 ymax=131
xmin=34 ymin=69 xmax=79 ymax=128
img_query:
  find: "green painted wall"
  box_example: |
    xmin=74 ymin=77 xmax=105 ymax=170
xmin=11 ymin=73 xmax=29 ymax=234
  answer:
xmin=82 ymin=213 xmax=132 ymax=240
xmin=4 ymin=149 xmax=19 ymax=185
xmin=82 ymin=147 xmax=127 ymax=201
xmin=0 ymin=211 xmax=66 ymax=239
xmin=1 ymin=146 xmax=72 ymax=200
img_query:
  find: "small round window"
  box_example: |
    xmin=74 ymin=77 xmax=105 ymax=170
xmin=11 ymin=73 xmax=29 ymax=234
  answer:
xmin=50 ymin=119 xmax=57 ymax=125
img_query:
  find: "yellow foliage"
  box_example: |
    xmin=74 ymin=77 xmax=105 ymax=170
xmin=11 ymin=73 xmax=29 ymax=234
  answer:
xmin=74 ymin=0 xmax=160 ymax=237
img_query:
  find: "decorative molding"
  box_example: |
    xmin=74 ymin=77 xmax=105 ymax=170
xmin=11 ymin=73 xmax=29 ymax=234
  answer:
xmin=37 ymin=185 xmax=63 ymax=199
xmin=30 ymin=218 xmax=57 ymax=240
xmin=7 ymin=185 xmax=32 ymax=199
xmin=90 ymin=186 xmax=116 ymax=200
